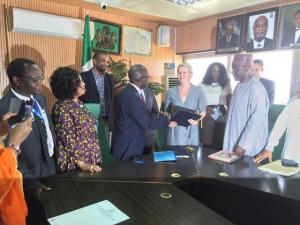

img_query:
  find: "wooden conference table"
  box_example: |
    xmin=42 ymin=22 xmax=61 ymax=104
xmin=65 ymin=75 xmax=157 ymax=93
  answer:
xmin=41 ymin=146 xmax=300 ymax=225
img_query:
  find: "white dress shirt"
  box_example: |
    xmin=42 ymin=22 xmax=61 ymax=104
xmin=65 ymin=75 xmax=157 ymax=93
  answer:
xmin=130 ymin=83 xmax=145 ymax=101
xmin=253 ymin=39 xmax=265 ymax=49
xmin=295 ymin=29 xmax=300 ymax=43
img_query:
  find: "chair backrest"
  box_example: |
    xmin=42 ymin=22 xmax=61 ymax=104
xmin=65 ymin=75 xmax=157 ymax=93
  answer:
xmin=268 ymin=104 xmax=285 ymax=160
xmin=84 ymin=103 xmax=115 ymax=164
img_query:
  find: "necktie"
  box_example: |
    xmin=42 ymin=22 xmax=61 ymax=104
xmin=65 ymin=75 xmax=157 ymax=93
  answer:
xmin=32 ymin=99 xmax=50 ymax=162
xmin=257 ymin=43 xmax=262 ymax=48
xmin=32 ymin=99 xmax=43 ymax=120
xmin=140 ymin=93 xmax=145 ymax=103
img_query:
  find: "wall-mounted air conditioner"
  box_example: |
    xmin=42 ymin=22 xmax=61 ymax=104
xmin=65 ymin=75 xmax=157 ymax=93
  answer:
xmin=164 ymin=75 xmax=179 ymax=90
xmin=12 ymin=7 xmax=83 ymax=39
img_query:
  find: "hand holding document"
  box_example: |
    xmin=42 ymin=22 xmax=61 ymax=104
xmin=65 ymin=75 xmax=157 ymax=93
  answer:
xmin=169 ymin=104 xmax=201 ymax=127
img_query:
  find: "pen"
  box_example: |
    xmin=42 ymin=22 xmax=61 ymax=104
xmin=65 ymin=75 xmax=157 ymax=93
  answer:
xmin=176 ymin=155 xmax=190 ymax=159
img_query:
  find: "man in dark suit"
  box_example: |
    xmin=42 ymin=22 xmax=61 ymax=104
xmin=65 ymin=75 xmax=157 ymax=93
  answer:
xmin=252 ymin=59 xmax=275 ymax=104
xmin=79 ymin=51 xmax=115 ymax=136
xmin=281 ymin=10 xmax=300 ymax=47
xmin=0 ymin=58 xmax=56 ymax=225
xmin=218 ymin=19 xmax=240 ymax=49
xmin=112 ymin=65 xmax=168 ymax=160
xmin=246 ymin=15 xmax=274 ymax=50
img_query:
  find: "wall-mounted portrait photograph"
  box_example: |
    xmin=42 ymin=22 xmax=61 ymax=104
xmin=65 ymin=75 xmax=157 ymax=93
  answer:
xmin=244 ymin=8 xmax=279 ymax=52
xmin=216 ymin=15 xmax=244 ymax=54
xmin=277 ymin=4 xmax=300 ymax=49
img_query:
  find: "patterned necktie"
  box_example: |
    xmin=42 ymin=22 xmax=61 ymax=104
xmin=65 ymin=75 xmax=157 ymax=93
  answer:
xmin=32 ymin=99 xmax=50 ymax=162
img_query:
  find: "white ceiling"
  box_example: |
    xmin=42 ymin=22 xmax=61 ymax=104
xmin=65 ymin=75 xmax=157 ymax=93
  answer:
xmin=85 ymin=0 xmax=275 ymax=22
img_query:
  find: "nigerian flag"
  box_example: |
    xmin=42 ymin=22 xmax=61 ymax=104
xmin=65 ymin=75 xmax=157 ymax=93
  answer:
xmin=81 ymin=15 xmax=93 ymax=72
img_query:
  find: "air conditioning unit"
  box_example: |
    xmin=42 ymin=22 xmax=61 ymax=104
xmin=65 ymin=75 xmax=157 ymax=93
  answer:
xmin=165 ymin=75 xmax=179 ymax=90
xmin=12 ymin=7 xmax=83 ymax=39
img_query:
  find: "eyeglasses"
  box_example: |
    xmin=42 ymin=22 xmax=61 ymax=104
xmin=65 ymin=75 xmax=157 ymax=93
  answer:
xmin=22 ymin=76 xmax=45 ymax=83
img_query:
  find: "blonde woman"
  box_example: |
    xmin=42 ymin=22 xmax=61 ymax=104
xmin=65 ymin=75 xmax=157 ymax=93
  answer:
xmin=165 ymin=63 xmax=206 ymax=146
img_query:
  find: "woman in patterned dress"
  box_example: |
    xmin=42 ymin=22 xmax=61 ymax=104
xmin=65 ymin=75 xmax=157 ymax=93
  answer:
xmin=50 ymin=67 xmax=102 ymax=172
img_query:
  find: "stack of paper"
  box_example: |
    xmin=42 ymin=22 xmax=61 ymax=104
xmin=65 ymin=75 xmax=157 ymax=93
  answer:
xmin=208 ymin=150 xmax=241 ymax=163
xmin=48 ymin=200 xmax=129 ymax=225
xmin=258 ymin=160 xmax=300 ymax=177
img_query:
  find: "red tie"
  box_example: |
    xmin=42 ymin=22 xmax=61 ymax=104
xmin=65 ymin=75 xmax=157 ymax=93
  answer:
xmin=140 ymin=93 xmax=145 ymax=103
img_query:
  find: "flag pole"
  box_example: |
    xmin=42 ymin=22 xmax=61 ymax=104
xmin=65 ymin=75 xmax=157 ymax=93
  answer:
xmin=4 ymin=5 xmax=11 ymax=63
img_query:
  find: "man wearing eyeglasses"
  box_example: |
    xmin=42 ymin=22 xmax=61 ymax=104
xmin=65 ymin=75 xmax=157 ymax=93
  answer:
xmin=0 ymin=58 xmax=55 ymax=225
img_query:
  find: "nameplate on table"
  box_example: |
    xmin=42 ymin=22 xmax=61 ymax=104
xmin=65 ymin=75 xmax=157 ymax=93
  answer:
xmin=208 ymin=150 xmax=241 ymax=163
xmin=48 ymin=200 xmax=129 ymax=225
xmin=153 ymin=151 xmax=177 ymax=162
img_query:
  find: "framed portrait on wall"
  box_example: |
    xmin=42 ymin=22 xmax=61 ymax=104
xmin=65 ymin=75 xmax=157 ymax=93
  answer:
xmin=215 ymin=15 xmax=244 ymax=54
xmin=123 ymin=26 xmax=152 ymax=56
xmin=244 ymin=8 xmax=279 ymax=52
xmin=90 ymin=18 xmax=122 ymax=55
xmin=277 ymin=4 xmax=300 ymax=49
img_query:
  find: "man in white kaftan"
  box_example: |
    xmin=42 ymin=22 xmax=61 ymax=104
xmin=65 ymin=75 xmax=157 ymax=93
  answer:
xmin=223 ymin=54 xmax=269 ymax=157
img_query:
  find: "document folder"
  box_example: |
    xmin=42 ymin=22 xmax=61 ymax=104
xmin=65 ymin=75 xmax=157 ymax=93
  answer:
xmin=169 ymin=104 xmax=200 ymax=127
xmin=258 ymin=160 xmax=300 ymax=177
xmin=153 ymin=151 xmax=177 ymax=162
xmin=48 ymin=200 xmax=129 ymax=225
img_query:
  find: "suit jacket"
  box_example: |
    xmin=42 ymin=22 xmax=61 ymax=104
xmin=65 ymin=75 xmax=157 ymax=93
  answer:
xmin=246 ymin=37 xmax=273 ymax=50
xmin=259 ymin=77 xmax=275 ymax=104
xmin=218 ymin=33 xmax=240 ymax=49
xmin=79 ymin=70 xmax=115 ymax=130
xmin=281 ymin=26 xmax=300 ymax=47
xmin=0 ymin=91 xmax=56 ymax=191
xmin=112 ymin=84 xmax=168 ymax=160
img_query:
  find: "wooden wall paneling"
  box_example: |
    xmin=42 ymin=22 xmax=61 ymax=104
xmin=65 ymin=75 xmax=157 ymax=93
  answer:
xmin=0 ymin=0 xmax=177 ymax=109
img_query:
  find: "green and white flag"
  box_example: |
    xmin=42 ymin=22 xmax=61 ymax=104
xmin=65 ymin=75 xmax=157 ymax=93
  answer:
xmin=81 ymin=15 xmax=94 ymax=72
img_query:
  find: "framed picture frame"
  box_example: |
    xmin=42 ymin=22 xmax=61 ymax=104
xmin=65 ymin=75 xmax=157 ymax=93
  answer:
xmin=215 ymin=15 xmax=244 ymax=54
xmin=244 ymin=7 xmax=279 ymax=52
xmin=90 ymin=18 xmax=122 ymax=55
xmin=123 ymin=26 xmax=152 ymax=56
xmin=277 ymin=4 xmax=300 ymax=49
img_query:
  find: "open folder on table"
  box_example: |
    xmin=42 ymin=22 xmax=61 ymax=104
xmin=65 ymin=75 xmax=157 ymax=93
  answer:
xmin=169 ymin=104 xmax=201 ymax=127
xmin=48 ymin=200 xmax=129 ymax=225
xmin=208 ymin=150 xmax=241 ymax=163
xmin=153 ymin=151 xmax=177 ymax=162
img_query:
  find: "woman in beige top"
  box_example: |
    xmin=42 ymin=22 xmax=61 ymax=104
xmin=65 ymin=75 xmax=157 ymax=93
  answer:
xmin=200 ymin=62 xmax=232 ymax=149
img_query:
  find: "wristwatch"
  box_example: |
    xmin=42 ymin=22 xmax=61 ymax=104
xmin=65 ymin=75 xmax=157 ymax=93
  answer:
xmin=8 ymin=144 xmax=21 ymax=155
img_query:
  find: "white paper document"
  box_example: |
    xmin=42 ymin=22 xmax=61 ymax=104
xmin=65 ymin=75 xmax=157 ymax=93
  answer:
xmin=48 ymin=200 xmax=130 ymax=225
